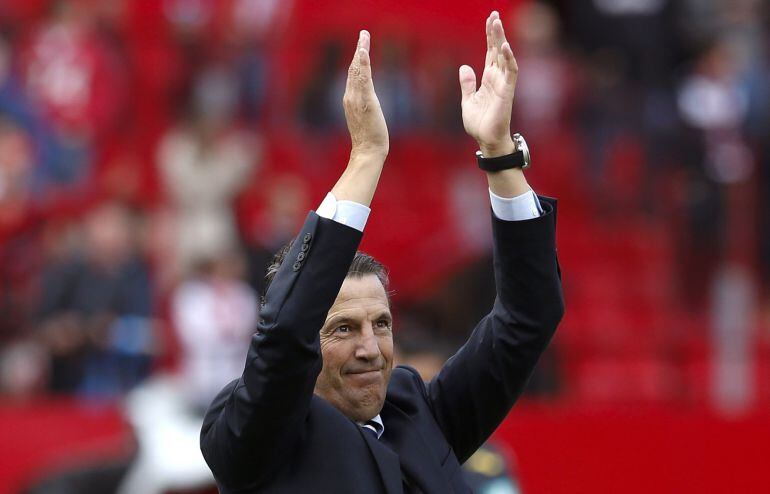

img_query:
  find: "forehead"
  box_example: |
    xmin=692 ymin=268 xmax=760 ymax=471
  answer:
xmin=328 ymin=274 xmax=389 ymax=314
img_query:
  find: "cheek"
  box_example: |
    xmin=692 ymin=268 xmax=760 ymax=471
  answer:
xmin=319 ymin=338 xmax=350 ymax=376
xmin=379 ymin=335 xmax=394 ymax=366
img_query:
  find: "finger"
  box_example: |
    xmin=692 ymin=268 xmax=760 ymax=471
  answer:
xmin=492 ymin=19 xmax=509 ymax=67
xmin=359 ymin=29 xmax=370 ymax=53
xmin=484 ymin=13 xmax=494 ymax=66
xmin=348 ymin=32 xmax=362 ymax=76
xmin=359 ymin=31 xmax=372 ymax=82
xmin=491 ymin=18 xmax=505 ymax=51
xmin=501 ymin=42 xmax=518 ymax=86
xmin=353 ymin=30 xmax=369 ymax=61
xmin=346 ymin=31 xmax=370 ymax=93
xmin=358 ymin=47 xmax=371 ymax=75
xmin=459 ymin=65 xmax=477 ymax=102
xmin=496 ymin=16 xmax=508 ymax=44
xmin=486 ymin=14 xmax=493 ymax=50
xmin=484 ymin=12 xmax=500 ymax=66
xmin=347 ymin=48 xmax=372 ymax=90
xmin=489 ymin=46 xmax=498 ymax=69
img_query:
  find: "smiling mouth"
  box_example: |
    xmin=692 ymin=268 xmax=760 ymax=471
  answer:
xmin=346 ymin=370 xmax=382 ymax=382
xmin=348 ymin=370 xmax=380 ymax=376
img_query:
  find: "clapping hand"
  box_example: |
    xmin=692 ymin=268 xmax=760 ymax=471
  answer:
xmin=331 ymin=30 xmax=389 ymax=207
xmin=459 ymin=11 xmax=518 ymax=158
xmin=343 ymin=30 xmax=389 ymax=165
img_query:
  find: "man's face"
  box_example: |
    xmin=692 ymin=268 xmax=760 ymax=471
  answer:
xmin=315 ymin=274 xmax=393 ymax=423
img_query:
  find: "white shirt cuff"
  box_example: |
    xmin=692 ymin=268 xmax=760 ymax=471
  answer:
xmin=489 ymin=188 xmax=543 ymax=221
xmin=315 ymin=192 xmax=370 ymax=232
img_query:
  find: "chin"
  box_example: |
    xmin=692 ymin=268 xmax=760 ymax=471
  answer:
xmin=347 ymin=386 xmax=386 ymax=421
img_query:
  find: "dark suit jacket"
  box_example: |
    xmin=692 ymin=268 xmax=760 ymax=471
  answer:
xmin=201 ymin=197 xmax=564 ymax=493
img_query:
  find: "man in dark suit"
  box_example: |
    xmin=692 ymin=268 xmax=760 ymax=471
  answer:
xmin=201 ymin=11 xmax=564 ymax=493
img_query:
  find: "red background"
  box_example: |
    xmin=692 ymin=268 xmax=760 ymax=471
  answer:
xmin=1 ymin=0 xmax=769 ymax=492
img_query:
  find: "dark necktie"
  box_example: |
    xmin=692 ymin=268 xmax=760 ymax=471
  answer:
xmin=361 ymin=419 xmax=382 ymax=439
xmin=363 ymin=426 xmax=378 ymax=439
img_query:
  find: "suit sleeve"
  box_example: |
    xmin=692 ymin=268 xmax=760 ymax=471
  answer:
xmin=200 ymin=212 xmax=362 ymax=490
xmin=426 ymin=196 xmax=564 ymax=463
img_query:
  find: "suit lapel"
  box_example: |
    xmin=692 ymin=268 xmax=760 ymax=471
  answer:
xmin=381 ymin=402 xmax=453 ymax=494
xmin=360 ymin=427 xmax=404 ymax=494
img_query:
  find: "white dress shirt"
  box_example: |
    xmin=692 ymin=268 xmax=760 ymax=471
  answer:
xmin=316 ymin=188 xmax=541 ymax=233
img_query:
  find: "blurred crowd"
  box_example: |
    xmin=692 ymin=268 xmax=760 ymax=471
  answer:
xmin=0 ymin=0 xmax=768 ymax=414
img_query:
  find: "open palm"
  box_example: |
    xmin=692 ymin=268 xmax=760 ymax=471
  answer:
xmin=460 ymin=12 xmax=518 ymax=156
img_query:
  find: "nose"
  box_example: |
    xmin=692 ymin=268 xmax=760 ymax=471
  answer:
xmin=354 ymin=324 xmax=381 ymax=362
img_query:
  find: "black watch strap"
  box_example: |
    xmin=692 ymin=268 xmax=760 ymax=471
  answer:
xmin=476 ymin=150 xmax=526 ymax=172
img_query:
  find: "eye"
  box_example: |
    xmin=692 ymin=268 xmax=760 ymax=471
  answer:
xmin=375 ymin=319 xmax=391 ymax=329
xmin=334 ymin=325 xmax=351 ymax=334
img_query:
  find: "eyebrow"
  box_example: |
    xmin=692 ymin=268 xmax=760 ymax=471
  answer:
xmin=324 ymin=311 xmax=392 ymax=328
xmin=324 ymin=315 xmax=356 ymax=329
xmin=375 ymin=312 xmax=393 ymax=321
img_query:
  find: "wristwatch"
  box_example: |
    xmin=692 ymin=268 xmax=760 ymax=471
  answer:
xmin=476 ymin=133 xmax=531 ymax=172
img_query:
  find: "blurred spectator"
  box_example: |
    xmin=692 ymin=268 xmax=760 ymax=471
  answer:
xmin=674 ymin=38 xmax=755 ymax=308
xmin=20 ymin=0 xmax=128 ymax=187
xmin=297 ymin=39 xmax=346 ymax=131
xmin=552 ymin=0 xmax=681 ymax=85
xmin=0 ymin=119 xmax=40 ymax=377
xmin=227 ymin=0 xmax=290 ymax=123
xmin=393 ymin=328 xmax=454 ymax=382
xmin=0 ymin=33 xmax=61 ymax=203
xmin=171 ymin=250 xmax=256 ymax=411
xmin=574 ymin=49 xmax=642 ymax=209
xmin=0 ymin=118 xmax=34 ymax=230
xmin=0 ymin=340 xmax=47 ymax=397
xmin=36 ymin=201 xmax=155 ymax=396
xmin=677 ymin=40 xmax=748 ymax=134
xmin=20 ymin=248 xmax=257 ymax=494
xmin=552 ymin=0 xmax=685 ymax=213
xmin=158 ymin=61 xmax=260 ymax=279
xmin=375 ymin=38 xmax=421 ymax=132
xmin=511 ymin=1 xmax=573 ymax=136
xmin=231 ymin=36 xmax=269 ymax=124
xmin=163 ymin=0 xmax=215 ymax=36
xmin=415 ymin=50 xmax=465 ymax=133
xmin=115 ymin=249 xmax=256 ymax=494
xmin=244 ymin=173 xmax=310 ymax=295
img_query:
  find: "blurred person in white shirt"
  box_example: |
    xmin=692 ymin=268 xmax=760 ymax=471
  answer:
xmin=172 ymin=250 xmax=257 ymax=411
xmin=118 ymin=249 xmax=256 ymax=494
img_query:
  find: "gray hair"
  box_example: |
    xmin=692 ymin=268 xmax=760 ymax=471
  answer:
xmin=263 ymin=240 xmax=389 ymax=301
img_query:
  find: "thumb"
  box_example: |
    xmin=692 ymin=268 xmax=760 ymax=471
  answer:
xmin=459 ymin=65 xmax=476 ymax=102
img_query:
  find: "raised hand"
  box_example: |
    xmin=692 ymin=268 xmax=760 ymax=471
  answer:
xmin=343 ymin=30 xmax=389 ymax=164
xmin=331 ymin=30 xmax=389 ymax=207
xmin=459 ymin=11 xmax=518 ymax=158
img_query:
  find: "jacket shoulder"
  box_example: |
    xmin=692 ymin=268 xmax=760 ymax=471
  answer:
xmin=385 ymin=365 xmax=432 ymax=411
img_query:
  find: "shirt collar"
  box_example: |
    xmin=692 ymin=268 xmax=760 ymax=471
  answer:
xmin=358 ymin=414 xmax=384 ymax=439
